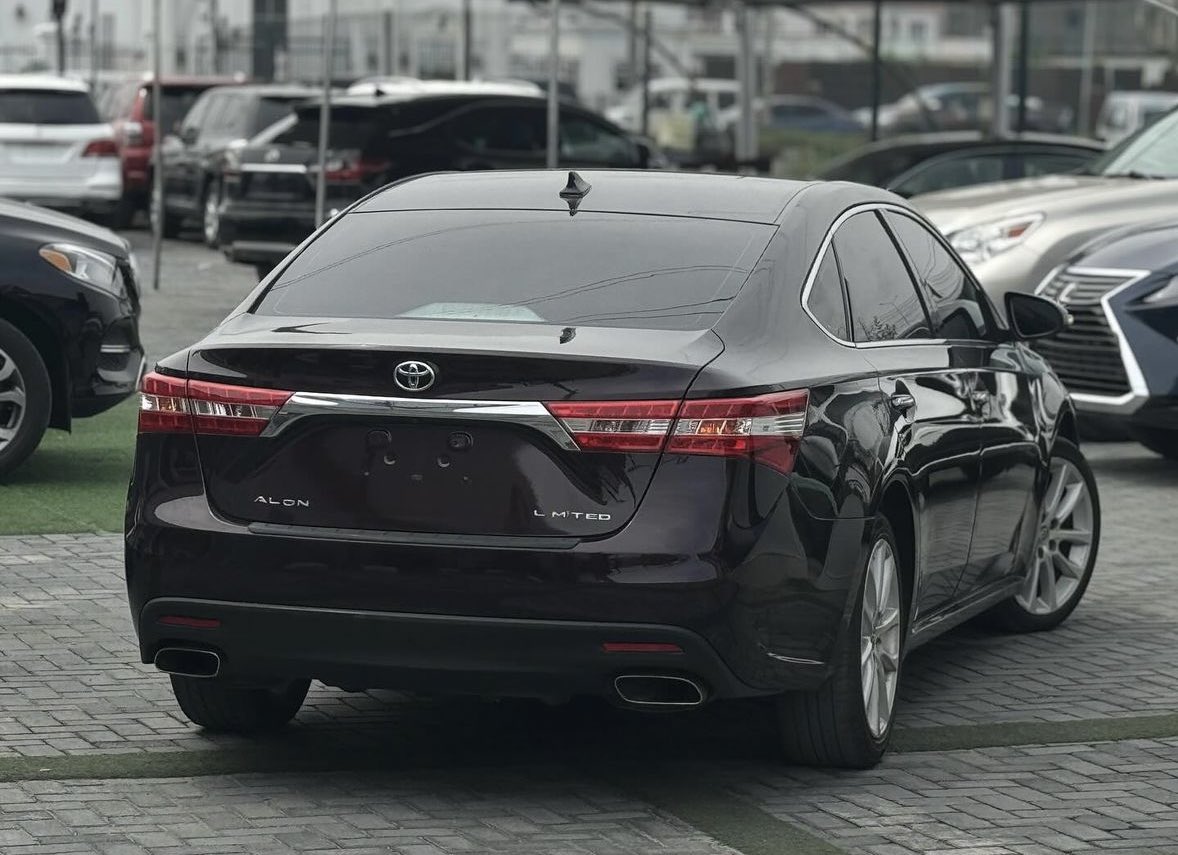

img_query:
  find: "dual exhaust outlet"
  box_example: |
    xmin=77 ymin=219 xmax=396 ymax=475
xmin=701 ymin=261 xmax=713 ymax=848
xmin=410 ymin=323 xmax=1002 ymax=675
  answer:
xmin=153 ymin=650 xmax=707 ymax=710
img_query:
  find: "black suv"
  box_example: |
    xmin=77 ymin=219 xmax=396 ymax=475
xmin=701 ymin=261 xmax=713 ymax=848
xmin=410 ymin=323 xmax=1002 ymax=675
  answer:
xmin=156 ymin=84 xmax=318 ymax=246
xmin=217 ymin=94 xmax=655 ymax=276
xmin=0 ymin=199 xmax=142 ymax=476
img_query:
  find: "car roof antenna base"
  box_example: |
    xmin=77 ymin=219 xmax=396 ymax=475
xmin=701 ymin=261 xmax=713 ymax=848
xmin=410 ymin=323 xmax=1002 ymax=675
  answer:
xmin=559 ymin=171 xmax=591 ymax=215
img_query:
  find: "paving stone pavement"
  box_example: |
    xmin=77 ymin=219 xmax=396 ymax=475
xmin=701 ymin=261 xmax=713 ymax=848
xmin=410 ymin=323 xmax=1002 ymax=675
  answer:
xmin=720 ymin=738 xmax=1178 ymax=855
xmin=2 ymin=234 xmax=1177 ymax=854
xmin=0 ymin=767 xmax=738 ymax=855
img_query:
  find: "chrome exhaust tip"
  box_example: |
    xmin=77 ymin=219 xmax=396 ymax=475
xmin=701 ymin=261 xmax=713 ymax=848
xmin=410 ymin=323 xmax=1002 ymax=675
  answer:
xmin=153 ymin=647 xmax=221 ymax=679
xmin=613 ymin=674 xmax=706 ymax=708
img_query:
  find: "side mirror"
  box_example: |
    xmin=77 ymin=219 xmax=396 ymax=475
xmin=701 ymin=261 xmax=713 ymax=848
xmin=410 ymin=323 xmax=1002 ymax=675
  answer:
xmin=1005 ymin=291 xmax=1069 ymax=340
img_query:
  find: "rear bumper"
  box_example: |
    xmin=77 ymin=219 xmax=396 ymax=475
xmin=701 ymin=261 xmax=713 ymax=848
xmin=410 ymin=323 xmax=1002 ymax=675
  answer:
xmin=137 ymin=597 xmax=762 ymax=700
xmin=0 ymin=166 xmax=122 ymax=207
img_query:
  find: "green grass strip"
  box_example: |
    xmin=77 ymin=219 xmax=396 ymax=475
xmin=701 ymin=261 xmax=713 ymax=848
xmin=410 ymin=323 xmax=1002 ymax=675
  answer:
xmin=606 ymin=773 xmax=847 ymax=855
xmin=0 ymin=399 xmax=136 ymax=535
xmin=893 ymin=711 xmax=1178 ymax=753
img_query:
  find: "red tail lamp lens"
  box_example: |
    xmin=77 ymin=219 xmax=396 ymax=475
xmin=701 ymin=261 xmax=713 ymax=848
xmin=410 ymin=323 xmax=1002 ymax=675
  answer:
xmin=138 ymin=372 xmax=292 ymax=436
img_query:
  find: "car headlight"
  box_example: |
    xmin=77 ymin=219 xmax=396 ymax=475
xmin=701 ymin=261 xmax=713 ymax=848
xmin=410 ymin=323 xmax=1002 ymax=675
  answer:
xmin=1143 ymin=274 xmax=1178 ymax=305
xmin=948 ymin=213 xmax=1044 ymax=267
xmin=39 ymin=243 xmax=123 ymax=297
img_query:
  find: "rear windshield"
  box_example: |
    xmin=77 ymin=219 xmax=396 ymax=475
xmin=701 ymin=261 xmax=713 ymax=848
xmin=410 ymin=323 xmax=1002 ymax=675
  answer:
xmin=0 ymin=90 xmax=101 ymax=124
xmin=255 ymin=210 xmax=775 ymax=331
xmin=252 ymin=96 xmax=302 ymax=134
xmin=259 ymin=106 xmax=382 ymax=149
xmin=142 ymin=87 xmax=205 ymax=132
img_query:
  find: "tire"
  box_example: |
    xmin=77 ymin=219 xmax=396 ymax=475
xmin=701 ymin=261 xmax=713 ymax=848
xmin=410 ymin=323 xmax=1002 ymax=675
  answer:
xmin=981 ymin=438 xmax=1100 ymax=633
xmin=108 ymin=194 xmax=138 ymax=230
xmin=170 ymin=675 xmax=309 ymax=733
xmin=0 ymin=319 xmax=52 ymax=479
xmin=775 ymin=515 xmax=904 ymax=768
xmin=1130 ymin=427 xmax=1178 ymax=461
xmin=150 ymin=185 xmax=182 ymax=239
xmin=201 ymin=179 xmax=222 ymax=248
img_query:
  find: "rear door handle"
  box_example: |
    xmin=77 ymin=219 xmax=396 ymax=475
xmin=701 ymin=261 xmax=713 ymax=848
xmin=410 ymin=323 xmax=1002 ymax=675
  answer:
xmin=889 ymin=393 xmax=916 ymax=414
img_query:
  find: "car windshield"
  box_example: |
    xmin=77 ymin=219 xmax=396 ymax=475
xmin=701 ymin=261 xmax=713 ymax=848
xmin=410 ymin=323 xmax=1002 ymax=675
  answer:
xmin=0 ymin=89 xmax=101 ymax=124
xmin=1089 ymin=108 xmax=1178 ymax=177
xmin=255 ymin=210 xmax=775 ymax=331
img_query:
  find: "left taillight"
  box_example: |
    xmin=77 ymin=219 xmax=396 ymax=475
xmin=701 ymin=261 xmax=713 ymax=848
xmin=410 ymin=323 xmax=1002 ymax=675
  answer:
xmin=544 ymin=390 xmax=809 ymax=473
xmin=82 ymin=138 xmax=119 ymax=158
xmin=138 ymin=372 xmax=292 ymax=436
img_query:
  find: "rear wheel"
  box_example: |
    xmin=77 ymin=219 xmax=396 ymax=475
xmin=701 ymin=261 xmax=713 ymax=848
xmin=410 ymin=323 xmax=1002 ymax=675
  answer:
xmin=0 ymin=319 xmax=51 ymax=479
xmin=109 ymin=193 xmax=138 ymax=230
xmin=150 ymin=184 xmax=181 ymax=238
xmin=982 ymin=439 xmax=1099 ymax=632
xmin=170 ymin=676 xmax=309 ymax=733
xmin=202 ymin=179 xmax=222 ymax=247
xmin=775 ymin=516 xmax=903 ymax=768
xmin=1130 ymin=427 xmax=1178 ymax=461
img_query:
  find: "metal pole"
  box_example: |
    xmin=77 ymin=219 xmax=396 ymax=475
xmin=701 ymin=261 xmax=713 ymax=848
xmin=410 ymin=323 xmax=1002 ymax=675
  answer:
xmin=1016 ymin=0 xmax=1030 ymax=133
xmin=89 ymin=0 xmax=98 ymax=90
xmin=640 ymin=5 xmax=651 ymax=138
xmin=56 ymin=12 xmax=66 ymax=74
xmin=735 ymin=1 xmax=756 ymax=164
xmin=315 ymin=0 xmax=337 ymax=227
xmin=546 ymin=0 xmax=560 ymax=168
xmin=460 ymin=0 xmax=472 ymax=81
xmin=869 ymin=0 xmax=883 ymax=141
xmin=627 ymin=0 xmax=637 ymax=88
xmin=209 ymin=0 xmax=221 ymax=74
xmin=151 ymin=0 xmax=163 ymax=292
xmin=990 ymin=3 xmax=1014 ymax=136
xmin=1078 ymin=0 xmax=1097 ymax=134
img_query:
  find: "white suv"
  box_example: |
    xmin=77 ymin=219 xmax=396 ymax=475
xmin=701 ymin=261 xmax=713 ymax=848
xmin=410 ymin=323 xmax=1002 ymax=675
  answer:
xmin=0 ymin=75 xmax=121 ymax=221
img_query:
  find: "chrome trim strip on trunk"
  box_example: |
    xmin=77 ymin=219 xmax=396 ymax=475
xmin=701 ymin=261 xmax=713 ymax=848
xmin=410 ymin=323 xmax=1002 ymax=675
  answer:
xmin=261 ymin=392 xmax=581 ymax=451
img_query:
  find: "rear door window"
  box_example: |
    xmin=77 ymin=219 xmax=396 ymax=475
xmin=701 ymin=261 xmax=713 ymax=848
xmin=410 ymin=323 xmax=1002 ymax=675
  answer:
xmin=835 ymin=211 xmax=932 ymax=343
xmin=256 ymin=210 xmax=775 ymax=331
xmin=452 ymin=106 xmax=544 ymax=153
xmin=0 ymin=90 xmax=101 ymax=124
xmin=884 ymin=212 xmax=993 ymax=341
xmin=560 ymin=114 xmax=639 ymax=165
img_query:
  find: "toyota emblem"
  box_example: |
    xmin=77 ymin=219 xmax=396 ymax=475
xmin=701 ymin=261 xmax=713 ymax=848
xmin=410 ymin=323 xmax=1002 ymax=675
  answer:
xmin=393 ymin=360 xmax=436 ymax=392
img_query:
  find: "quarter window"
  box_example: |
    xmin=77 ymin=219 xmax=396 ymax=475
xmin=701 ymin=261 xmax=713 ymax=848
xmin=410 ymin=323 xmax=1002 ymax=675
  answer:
xmin=452 ymin=107 xmax=544 ymax=153
xmin=807 ymin=251 xmax=849 ymax=340
xmin=834 ymin=212 xmax=931 ymax=343
xmin=884 ymin=212 xmax=992 ymax=340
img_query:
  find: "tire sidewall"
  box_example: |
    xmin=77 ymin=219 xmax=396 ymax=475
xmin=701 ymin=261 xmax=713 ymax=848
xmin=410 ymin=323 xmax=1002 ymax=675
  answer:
xmin=0 ymin=319 xmax=51 ymax=478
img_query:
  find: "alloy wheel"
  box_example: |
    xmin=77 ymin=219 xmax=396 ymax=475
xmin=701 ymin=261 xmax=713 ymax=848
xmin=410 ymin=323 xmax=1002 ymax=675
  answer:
xmin=0 ymin=346 xmax=27 ymax=453
xmin=1017 ymin=458 xmax=1095 ymax=616
xmin=203 ymin=187 xmax=220 ymax=245
xmin=860 ymin=538 xmax=901 ymax=739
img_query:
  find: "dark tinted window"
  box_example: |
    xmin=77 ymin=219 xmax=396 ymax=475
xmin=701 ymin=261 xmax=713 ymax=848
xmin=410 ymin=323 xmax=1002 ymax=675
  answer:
xmin=560 ymin=115 xmax=638 ymax=164
xmin=891 ymin=151 xmax=1006 ymax=196
xmin=819 ymin=147 xmax=931 ymax=186
xmin=142 ymin=87 xmax=205 ymax=133
xmin=884 ymin=212 xmax=991 ymax=340
xmin=251 ymin=96 xmax=300 ymax=134
xmin=0 ymin=90 xmax=100 ymax=124
xmin=257 ymin=210 xmax=774 ymax=331
xmin=807 ymin=251 xmax=849 ymax=340
xmin=264 ymin=106 xmax=383 ymax=150
xmin=452 ymin=107 xmax=544 ymax=153
xmin=1019 ymin=149 xmax=1093 ymax=177
xmin=835 ymin=212 xmax=931 ymax=342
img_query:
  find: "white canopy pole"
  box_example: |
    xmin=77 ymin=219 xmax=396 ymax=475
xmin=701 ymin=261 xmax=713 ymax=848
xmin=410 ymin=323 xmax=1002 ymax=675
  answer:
xmin=150 ymin=0 xmax=163 ymax=291
xmin=315 ymin=0 xmax=338 ymax=227
xmin=735 ymin=1 xmax=756 ymax=165
xmin=546 ymin=0 xmax=560 ymax=169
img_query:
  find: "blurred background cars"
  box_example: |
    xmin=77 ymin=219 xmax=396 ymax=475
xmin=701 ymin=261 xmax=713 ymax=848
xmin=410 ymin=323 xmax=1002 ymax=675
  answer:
xmin=1095 ymin=90 xmax=1178 ymax=144
xmin=220 ymin=92 xmax=653 ymax=277
xmin=0 ymin=199 xmax=141 ymax=477
xmin=818 ymin=132 xmax=1102 ymax=197
xmin=605 ymin=77 xmax=736 ymax=165
xmin=860 ymin=82 xmax=1074 ymax=136
xmin=156 ymin=83 xmax=318 ymax=245
xmin=0 ymin=75 xmax=120 ymax=223
xmin=717 ymin=94 xmax=862 ymax=136
xmin=914 ymin=106 xmax=1178 ymax=304
xmin=100 ymin=74 xmax=242 ymax=228
xmin=1035 ymin=221 xmax=1178 ymax=459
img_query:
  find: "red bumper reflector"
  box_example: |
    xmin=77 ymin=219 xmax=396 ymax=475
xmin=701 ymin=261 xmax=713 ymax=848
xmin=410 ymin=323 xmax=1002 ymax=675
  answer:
xmin=157 ymin=615 xmax=221 ymax=629
xmin=602 ymin=642 xmax=684 ymax=654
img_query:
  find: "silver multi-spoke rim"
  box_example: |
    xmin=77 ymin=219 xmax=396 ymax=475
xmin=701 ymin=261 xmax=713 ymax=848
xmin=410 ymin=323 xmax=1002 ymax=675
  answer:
xmin=1017 ymin=458 xmax=1094 ymax=616
xmin=860 ymin=538 xmax=901 ymax=739
xmin=203 ymin=189 xmax=220 ymax=244
xmin=0 ymin=347 xmax=27 ymax=453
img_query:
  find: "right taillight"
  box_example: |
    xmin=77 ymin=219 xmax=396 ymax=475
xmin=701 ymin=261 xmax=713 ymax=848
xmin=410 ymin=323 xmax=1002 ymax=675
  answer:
xmin=138 ymin=372 xmax=292 ymax=436
xmin=545 ymin=390 xmax=808 ymax=473
xmin=669 ymin=391 xmax=809 ymax=474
